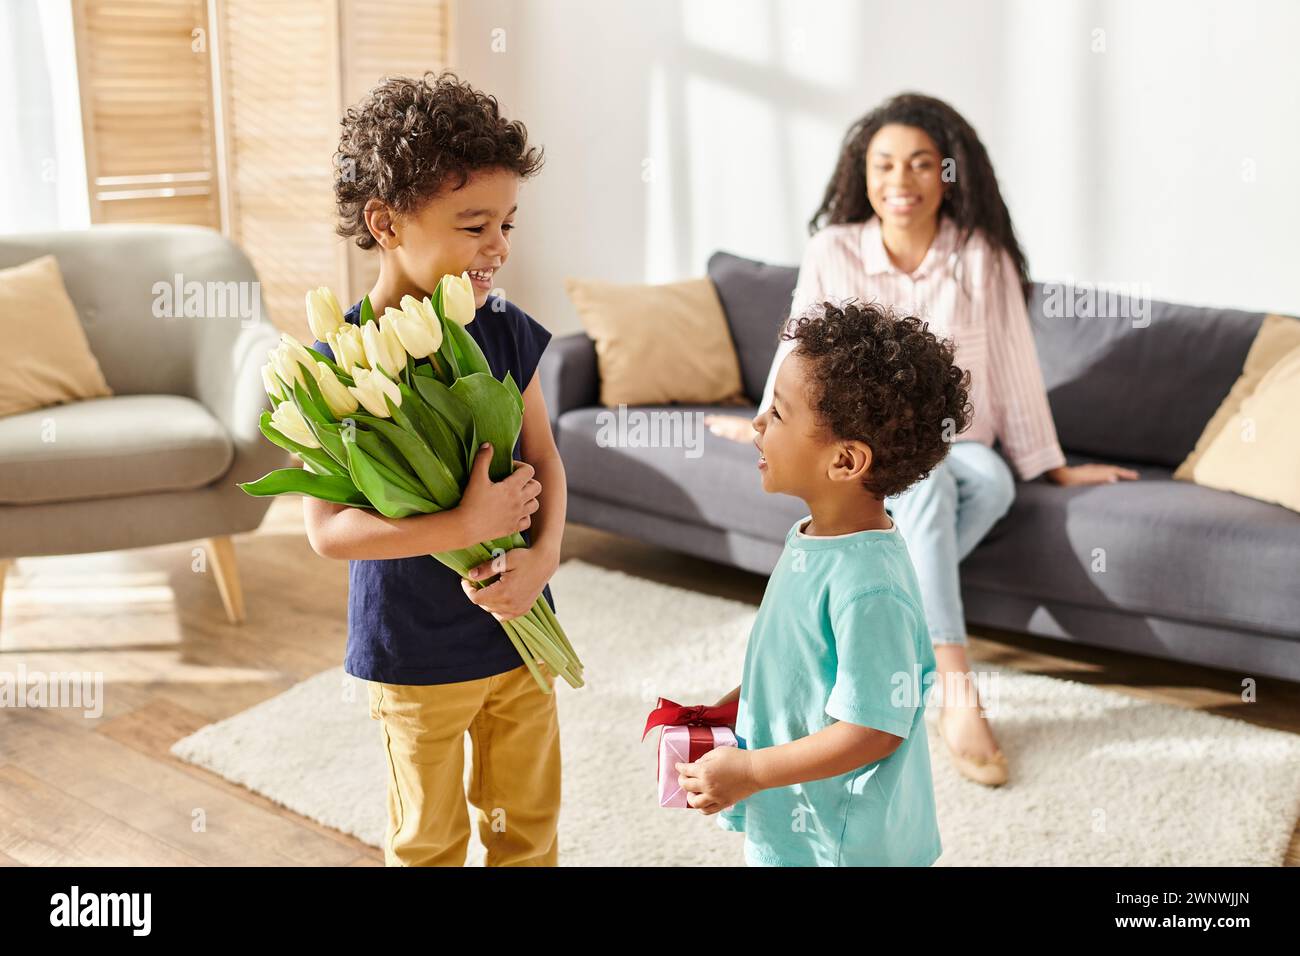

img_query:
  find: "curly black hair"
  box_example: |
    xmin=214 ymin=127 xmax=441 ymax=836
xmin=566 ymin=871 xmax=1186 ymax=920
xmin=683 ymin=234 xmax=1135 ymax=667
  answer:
xmin=335 ymin=71 xmax=544 ymax=250
xmin=809 ymin=92 xmax=1031 ymax=297
xmin=784 ymin=300 xmax=972 ymax=498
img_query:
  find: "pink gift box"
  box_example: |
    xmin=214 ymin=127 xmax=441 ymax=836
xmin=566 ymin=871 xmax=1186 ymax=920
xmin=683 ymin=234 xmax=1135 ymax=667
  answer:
xmin=656 ymin=724 xmax=738 ymax=808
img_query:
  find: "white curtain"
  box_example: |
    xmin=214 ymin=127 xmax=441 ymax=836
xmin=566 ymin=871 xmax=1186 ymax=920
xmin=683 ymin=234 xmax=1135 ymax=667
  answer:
xmin=0 ymin=0 xmax=89 ymax=234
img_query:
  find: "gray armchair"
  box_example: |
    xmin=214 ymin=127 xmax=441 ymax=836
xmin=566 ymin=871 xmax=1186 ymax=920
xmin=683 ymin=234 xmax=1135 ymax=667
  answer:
xmin=0 ymin=225 xmax=287 ymax=624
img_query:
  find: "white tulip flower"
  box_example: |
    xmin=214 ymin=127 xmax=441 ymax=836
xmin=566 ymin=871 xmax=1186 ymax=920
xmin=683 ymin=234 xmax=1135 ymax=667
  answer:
xmin=439 ymin=272 xmax=477 ymax=325
xmin=305 ymin=287 xmax=344 ymax=341
xmin=271 ymin=400 xmax=320 ymax=448
xmin=261 ymin=362 xmax=284 ymax=401
xmin=315 ymin=362 xmax=359 ymax=417
xmin=281 ymin=332 xmax=318 ymax=372
xmin=269 ymin=343 xmax=307 ymax=393
xmin=328 ymin=324 xmax=368 ymax=374
xmin=362 ymin=315 xmax=406 ymax=377
xmin=347 ymin=366 xmax=402 ymax=418
xmin=386 ymin=299 xmax=443 ymax=359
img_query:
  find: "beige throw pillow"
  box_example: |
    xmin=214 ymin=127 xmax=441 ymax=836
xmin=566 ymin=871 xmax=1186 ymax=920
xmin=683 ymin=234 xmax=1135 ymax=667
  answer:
xmin=1174 ymin=314 xmax=1300 ymax=479
xmin=1191 ymin=343 xmax=1300 ymax=512
xmin=564 ymin=276 xmax=747 ymax=407
xmin=0 ymin=255 xmax=112 ymax=418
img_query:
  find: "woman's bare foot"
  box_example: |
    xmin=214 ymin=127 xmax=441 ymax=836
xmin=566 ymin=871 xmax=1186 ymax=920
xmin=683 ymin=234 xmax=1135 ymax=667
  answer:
xmin=703 ymin=414 xmax=757 ymax=444
xmin=933 ymin=644 xmax=1007 ymax=785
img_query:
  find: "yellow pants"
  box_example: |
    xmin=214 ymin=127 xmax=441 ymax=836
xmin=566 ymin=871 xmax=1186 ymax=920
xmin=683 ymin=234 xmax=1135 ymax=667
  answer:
xmin=366 ymin=662 xmax=561 ymax=866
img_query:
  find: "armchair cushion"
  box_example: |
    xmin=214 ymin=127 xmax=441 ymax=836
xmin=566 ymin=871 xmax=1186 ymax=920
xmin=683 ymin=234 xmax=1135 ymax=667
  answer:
xmin=0 ymin=254 xmax=112 ymax=417
xmin=0 ymin=394 xmax=233 ymax=505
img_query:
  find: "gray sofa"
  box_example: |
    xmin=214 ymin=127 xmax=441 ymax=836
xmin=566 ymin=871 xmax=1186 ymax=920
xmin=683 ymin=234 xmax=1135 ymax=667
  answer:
xmin=540 ymin=251 xmax=1300 ymax=683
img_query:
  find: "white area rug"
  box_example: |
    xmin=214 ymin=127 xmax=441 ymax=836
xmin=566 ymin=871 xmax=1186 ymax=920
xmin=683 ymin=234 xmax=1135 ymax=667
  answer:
xmin=172 ymin=559 xmax=1300 ymax=865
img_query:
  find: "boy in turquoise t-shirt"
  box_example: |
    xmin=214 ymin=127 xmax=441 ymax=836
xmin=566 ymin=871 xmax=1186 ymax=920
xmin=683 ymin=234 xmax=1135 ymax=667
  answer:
xmin=677 ymin=300 xmax=973 ymax=866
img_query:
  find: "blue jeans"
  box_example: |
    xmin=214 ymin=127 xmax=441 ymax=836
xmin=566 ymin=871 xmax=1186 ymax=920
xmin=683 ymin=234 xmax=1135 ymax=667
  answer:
xmin=885 ymin=442 xmax=1015 ymax=647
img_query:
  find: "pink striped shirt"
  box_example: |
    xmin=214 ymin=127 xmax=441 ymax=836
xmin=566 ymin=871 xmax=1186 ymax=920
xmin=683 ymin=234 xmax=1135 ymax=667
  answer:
xmin=760 ymin=215 xmax=1067 ymax=481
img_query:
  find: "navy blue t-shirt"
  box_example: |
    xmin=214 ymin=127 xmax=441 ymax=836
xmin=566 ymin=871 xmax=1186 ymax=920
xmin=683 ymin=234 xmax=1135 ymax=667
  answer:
xmin=312 ymin=295 xmax=554 ymax=685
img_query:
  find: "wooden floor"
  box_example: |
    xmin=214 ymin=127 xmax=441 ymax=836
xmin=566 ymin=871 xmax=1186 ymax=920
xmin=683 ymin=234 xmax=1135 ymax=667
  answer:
xmin=1 ymin=496 xmax=1297 ymax=866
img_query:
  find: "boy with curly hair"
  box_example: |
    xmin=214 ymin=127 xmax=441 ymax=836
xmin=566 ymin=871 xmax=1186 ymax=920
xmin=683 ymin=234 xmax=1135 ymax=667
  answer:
xmin=303 ymin=72 xmax=565 ymax=867
xmin=677 ymin=300 xmax=971 ymax=866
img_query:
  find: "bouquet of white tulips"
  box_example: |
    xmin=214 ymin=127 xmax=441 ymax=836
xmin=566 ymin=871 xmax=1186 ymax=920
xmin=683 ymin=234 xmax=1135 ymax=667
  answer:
xmin=240 ymin=273 xmax=583 ymax=694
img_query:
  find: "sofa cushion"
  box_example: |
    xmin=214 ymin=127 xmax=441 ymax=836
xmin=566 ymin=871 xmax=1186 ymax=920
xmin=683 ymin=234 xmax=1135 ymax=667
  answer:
xmin=564 ymin=275 xmax=747 ymax=407
xmin=557 ymin=403 xmax=806 ymax=543
xmin=961 ymin=455 xmax=1300 ymax=638
xmin=0 ymin=394 xmax=234 ymax=505
xmin=1189 ymin=342 xmax=1300 ymax=513
xmin=707 ymin=252 xmax=798 ymax=405
xmin=1028 ymin=283 xmax=1266 ymax=468
xmin=1175 ymin=313 xmax=1300 ymax=480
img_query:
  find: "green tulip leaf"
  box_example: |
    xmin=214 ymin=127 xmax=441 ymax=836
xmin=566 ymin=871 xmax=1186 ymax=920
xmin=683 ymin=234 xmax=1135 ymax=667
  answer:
xmin=308 ymin=419 xmax=350 ymax=469
xmin=271 ymin=370 xmax=298 ymax=407
xmin=503 ymin=370 xmax=524 ymax=415
xmin=394 ymin=382 xmax=467 ymax=485
xmin=290 ymin=376 xmax=332 ymax=427
xmin=435 ymin=331 xmax=461 ymax=380
xmin=343 ymin=436 xmax=438 ymax=518
xmin=239 ymin=467 xmax=368 ymax=506
xmin=411 ymin=375 xmax=475 ymax=445
xmin=443 ymin=314 xmax=492 ymax=378
xmin=363 ymin=405 xmax=461 ymax=510
xmin=360 ymin=295 xmax=376 ymax=326
xmin=351 ymin=426 xmax=426 ymax=498
xmin=450 ymin=372 xmax=522 ymax=481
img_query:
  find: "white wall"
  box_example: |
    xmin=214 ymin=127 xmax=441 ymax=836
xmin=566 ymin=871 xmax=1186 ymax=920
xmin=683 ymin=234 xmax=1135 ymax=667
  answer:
xmin=454 ymin=0 xmax=1300 ymax=335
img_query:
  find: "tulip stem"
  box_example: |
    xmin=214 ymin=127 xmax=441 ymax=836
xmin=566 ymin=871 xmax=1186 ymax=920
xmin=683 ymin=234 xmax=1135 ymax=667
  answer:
xmin=427 ymin=543 xmax=584 ymax=691
xmin=534 ymin=596 xmax=578 ymax=666
xmin=521 ymin=610 xmax=568 ymax=672
xmin=500 ymin=620 xmax=551 ymax=694
xmin=514 ymin=612 xmax=581 ymax=688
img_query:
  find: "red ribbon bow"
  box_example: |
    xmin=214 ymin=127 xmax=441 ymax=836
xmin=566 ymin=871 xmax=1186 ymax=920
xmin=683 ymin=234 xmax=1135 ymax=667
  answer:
xmin=641 ymin=697 xmax=738 ymax=742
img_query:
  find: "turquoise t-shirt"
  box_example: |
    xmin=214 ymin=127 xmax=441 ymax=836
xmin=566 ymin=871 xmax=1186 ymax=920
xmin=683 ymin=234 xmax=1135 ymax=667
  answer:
xmin=717 ymin=514 xmax=942 ymax=866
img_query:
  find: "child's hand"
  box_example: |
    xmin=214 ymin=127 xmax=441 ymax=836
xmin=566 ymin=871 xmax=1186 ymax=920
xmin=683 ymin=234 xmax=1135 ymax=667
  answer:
xmin=676 ymin=747 xmax=760 ymax=815
xmin=461 ymin=544 xmax=558 ymax=622
xmin=457 ymin=444 xmax=541 ymax=542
